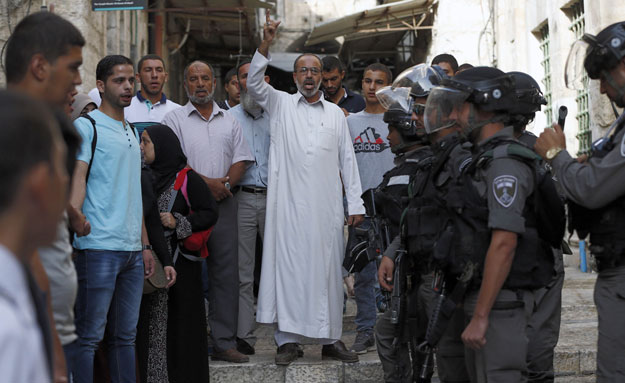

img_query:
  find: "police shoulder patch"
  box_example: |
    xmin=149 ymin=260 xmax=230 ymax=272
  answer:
xmin=492 ymin=175 xmax=518 ymax=208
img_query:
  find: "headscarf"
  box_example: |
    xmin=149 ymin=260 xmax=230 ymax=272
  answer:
xmin=144 ymin=124 xmax=188 ymax=196
xmin=70 ymin=93 xmax=96 ymax=121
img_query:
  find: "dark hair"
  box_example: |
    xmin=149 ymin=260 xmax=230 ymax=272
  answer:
xmin=321 ymin=56 xmax=344 ymax=73
xmin=96 ymin=55 xmax=134 ymax=82
xmin=363 ymin=63 xmax=393 ymax=84
xmin=431 ymin=53 xmax=459 ymax=73
xmin=236 ymin=59 xmax=252 ymax=80
xmin=457 ymin=63 xmax=474 ymax=73
xmin=183 ymin=60 xmax=215 ymax=82
xmin=0 ymin=90 xmax=57 ymax=213
xmin=5 ymin=12 xmax=85 ymax=84
xmin=224 ymin=67 xmax=238 ymax=84
xmin=293 ymin=53 xmax=322 ymax=73
xmin=137 ymin=54 xmax=165 ymax=72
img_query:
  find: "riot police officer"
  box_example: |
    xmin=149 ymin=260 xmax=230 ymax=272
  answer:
xmin=425 ymin=66 xmax=555 ymax=381
xmin=375 ymin=64 xmax=469 ymax=383
xmin=535 ymin=21 xmax=625 ymax=382
xmin=508 ymin=71 xmax=566 ymax=383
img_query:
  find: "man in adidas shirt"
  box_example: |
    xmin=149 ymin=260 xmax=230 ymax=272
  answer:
xmin=346 ymin=63 xmax=395 ymax=354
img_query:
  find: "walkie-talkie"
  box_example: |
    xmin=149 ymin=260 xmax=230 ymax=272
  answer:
xmin=557 ymin=106 xmax=568 ymax=131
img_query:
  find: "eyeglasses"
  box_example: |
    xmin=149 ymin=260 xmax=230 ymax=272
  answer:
xmin=413 ymin=104 xmax=426 ymax=115
xmin=297 ymin=66 xmax=321 ymax=74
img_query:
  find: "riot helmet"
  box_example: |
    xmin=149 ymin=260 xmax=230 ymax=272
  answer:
xmin=507 ymin=71 xmax=547 ymax=130
xmin=376 ymin=64 xmax=447 ymax=152
xmin=424 ymin=66 xmax=516 ymax=141
xmin=566 ymin=22 xmax=625 ymax=89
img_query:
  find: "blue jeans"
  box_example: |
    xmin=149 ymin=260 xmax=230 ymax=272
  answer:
xmin=63 ymin=339 xmax=80 ymax=382
xmin=354 ymin=260 xmax=378 ymax=333
xmin=73 ymin=250 xmax=144 ymax=383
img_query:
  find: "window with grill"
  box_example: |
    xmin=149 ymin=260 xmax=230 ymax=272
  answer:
xmin=539 ymin=24 xmax=553 ymax=124
xmin=568 ymin=1 xmax=592 ymax=155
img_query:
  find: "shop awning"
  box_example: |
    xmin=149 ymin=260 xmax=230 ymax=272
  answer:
xmin=305 ymin=0 xmax=435 ymax=46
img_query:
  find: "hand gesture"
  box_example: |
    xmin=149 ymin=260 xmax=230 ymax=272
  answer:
xmin=160 ymin=212 xmax=177 ymax=229
xmin=378 ymin=256 xmax=395 ymax=291
xmin=461 ymin=315 xmax=489 ymax=350
xmin=164 ymin=266 xmax=177 ymax=288
xmin=347 ymin=214 xmax=364 ymax=227
xmin=535 ymin=123 xmax=566 ymax=160
xmin=70 ymin=209 xmax=91 ymax=237
xmin=206 ymin=176 xmax=233 ymax=201
xmin=263 ymin=9 xmax=281 ymax=44
xmin=143 ymin=250 xmax=155 ymax=279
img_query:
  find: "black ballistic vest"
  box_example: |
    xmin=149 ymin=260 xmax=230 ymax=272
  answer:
xmin=569 ymin=118 xmax=625 ymax=269
xmin=437 ymin=139 xmax=555 ymax=290
xmin=375 ymin=148 xmax=434 ymax=240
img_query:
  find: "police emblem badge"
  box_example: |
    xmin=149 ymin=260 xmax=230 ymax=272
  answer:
xmin=493 ymin=175 xmax=518 ymax=207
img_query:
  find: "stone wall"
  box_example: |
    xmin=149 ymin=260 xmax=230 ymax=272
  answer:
xmin=495 ymin=0 xmax=625 ymax=151
xmin=0 ymin=0 xmax=148 ymax=94
xmin=426 ymin=0 xmax=496 ymax=67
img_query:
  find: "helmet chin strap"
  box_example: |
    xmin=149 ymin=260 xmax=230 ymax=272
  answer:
xmin=460 ymin=105 xmax=509 ymax=143
xmin=602 ymin=70 xmax=625 ymax=108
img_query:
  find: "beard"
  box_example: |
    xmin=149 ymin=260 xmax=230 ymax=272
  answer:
xmin=142 ymin=82 xmax=164 ymax=97
xmin=296 ymin=77 xmax=321 ymax=99
xmin=185 ymin=85 xmax=214 ymax=105
xmin=240 ymin=88 xmax=262 ymax=116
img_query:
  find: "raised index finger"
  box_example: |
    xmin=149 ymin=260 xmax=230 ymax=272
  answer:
xmin=266 ymin=9 xmax=271 ymax=23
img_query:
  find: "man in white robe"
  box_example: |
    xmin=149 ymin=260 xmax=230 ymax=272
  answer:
xmin=247 ymin=12 xmax=365 ymax=365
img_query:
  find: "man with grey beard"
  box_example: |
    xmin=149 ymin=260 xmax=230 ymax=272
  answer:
xmin=162 ymin=60 xmax=253 ymax=364
xmin=246 ymin=11 xmax=365 ymax=366
xmin=226 ymin=59 xmax=271 ymax=356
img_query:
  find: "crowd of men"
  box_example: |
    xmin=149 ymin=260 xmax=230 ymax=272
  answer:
xmin=1 ymin=7 xmax=625 ymax=383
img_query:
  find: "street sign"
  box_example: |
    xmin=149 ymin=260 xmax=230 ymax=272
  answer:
xmin=92 ymin=0 xmax=147 ymax=11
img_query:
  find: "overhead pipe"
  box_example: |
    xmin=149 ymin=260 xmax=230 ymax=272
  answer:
xmin=170 ymin=18 xmax=191 ymax=55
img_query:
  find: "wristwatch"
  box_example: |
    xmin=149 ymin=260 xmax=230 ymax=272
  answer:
xmin=224 ymin=181 xmax=231 ymax=191
xmin=545 ymin=147 xmax=564 ymax=161
xmin=142 ymin=244 xmax=153 ymax=251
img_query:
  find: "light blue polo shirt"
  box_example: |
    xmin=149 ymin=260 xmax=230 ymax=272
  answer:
xmin=73 ymin=109 xmax=142 ymax=251
xmin=228 ymin=104 xmax=270 ymax=187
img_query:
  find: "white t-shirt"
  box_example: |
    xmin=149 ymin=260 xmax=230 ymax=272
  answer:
xmin=0 ymin=245 xmax=49 ymax=382
xmin=347 ymin=111 xmax=396 ymax=192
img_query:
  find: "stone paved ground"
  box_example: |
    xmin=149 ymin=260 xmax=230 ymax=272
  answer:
xmin=211 ymin=259 xmax=598 ymax=382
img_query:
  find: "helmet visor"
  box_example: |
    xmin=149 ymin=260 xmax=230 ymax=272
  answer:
xmin=376 ymin=86 xmax=412 ymax=113
xmin=565 ymin=38 xmax=591 ymax=89
xmin=424 ymin=87 xmax=470 ymax=134
xmin=393 ymin=64 xmax=440 ymax=97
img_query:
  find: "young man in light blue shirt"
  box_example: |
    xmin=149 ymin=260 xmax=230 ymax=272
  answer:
xmin=70 ymin=55 xmax=153 ymax=383
xmin=227 ymin=60 xmax=271 ymax=355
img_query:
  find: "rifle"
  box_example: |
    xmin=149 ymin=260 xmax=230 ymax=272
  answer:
xmin=343 ymin=189 xmax=392 ymax=273
xmin=389 ymin=248 xmax=407 ymax=377
xmin=362 ymin=188 xmax=392 ymax=262
xmin=417 ymin=263 xmax=475 ymax=381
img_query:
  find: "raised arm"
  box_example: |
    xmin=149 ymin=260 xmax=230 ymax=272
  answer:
xmin=536 ymin=122 xmax=625 ymax=209
xmin=258 ymin=9 xmax=280 ymax=58
xmin=247 ymin=10 xmax=282 ymax=115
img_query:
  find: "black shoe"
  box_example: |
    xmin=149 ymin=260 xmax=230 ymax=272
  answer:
xmin=296 ymin=344 xmax=304 ymax=357
xmin=236 ymin=338 xmax=255 ymax=355
xmin=276 ymin=343 xmax=301 ymax=366
xmin=321 ymin=340 xmax=359 ymax=363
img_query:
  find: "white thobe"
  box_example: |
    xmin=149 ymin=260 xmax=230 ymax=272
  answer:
xmin=247 ymin=50 xmax=365 ymax=340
